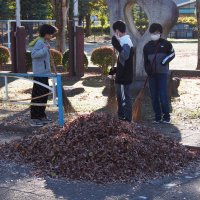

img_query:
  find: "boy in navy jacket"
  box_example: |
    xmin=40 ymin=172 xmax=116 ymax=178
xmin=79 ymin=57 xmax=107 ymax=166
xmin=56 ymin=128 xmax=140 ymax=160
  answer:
xmin=143 ymin=23 xmax=175 ymax=123
xmin=110 ymin=20 xmax=134 ymax=122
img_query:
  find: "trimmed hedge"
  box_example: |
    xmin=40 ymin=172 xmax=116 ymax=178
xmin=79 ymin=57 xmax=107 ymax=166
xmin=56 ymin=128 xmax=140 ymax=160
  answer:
xmin=0 ymin=45 xmax=10 ymax=67
xmin=91 ymin=46 xmax=117 ymax=75
xmin=62 ymin=50 xmax=88 ymax=71
xmin=50 ymin=49 xmax=63 ymax=67
xmin=89 ymin=25 xmax=110 ymax=35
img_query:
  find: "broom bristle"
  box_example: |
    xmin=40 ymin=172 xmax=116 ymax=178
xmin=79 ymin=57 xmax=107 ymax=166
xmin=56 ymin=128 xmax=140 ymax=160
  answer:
xmin=62 ymin=88 xmax=76 ymax=113
xmin=106 ymin=79 xmax=117 ymax=112
xmin=132 ymin=88 xmax=145 ymax=122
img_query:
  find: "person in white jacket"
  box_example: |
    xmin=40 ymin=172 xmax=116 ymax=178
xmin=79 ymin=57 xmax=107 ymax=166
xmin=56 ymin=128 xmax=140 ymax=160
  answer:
xmin=30 ymin=24 xmax=57 ymax=127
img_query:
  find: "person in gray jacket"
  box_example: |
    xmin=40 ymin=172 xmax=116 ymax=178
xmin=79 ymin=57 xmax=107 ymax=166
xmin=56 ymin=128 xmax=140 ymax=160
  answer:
xmin=30 ymin=24 xmax=57 ymax=127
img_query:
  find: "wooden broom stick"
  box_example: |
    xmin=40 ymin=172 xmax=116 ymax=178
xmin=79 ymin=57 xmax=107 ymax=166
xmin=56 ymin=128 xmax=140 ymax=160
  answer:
xmin=49 ymin=50 xmax=75 ymax=113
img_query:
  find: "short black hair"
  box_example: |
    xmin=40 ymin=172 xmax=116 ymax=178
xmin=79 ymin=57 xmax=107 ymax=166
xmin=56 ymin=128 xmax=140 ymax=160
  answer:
xmin=149 ymin=23 xmax=163 ymax=34
xmin=113 ymin=20 xmax=126 ymax=33
xmin=39 ymin=24 xmax=58 ymax=37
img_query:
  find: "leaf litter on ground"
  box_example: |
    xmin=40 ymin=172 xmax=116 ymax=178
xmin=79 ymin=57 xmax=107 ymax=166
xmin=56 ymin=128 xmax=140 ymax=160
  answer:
xmin=0 ymin=112 xmax=199 ymax=183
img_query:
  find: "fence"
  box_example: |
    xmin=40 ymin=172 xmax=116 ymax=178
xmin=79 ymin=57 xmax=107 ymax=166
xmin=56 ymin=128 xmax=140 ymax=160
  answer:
xmin=0 ymin=72 xmax=64 ymax=127
xmin=0 ymin=20 xmax=56 ymax=48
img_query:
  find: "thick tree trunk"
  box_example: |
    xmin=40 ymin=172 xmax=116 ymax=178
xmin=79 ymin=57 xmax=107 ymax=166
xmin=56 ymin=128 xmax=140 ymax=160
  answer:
xmin=197 ymin=0 xmax=200 ymax=70
xmin=51 ymin=0 xmax=69 ymax=53
xmin=106 ymin=0 xmax=178 ymax=78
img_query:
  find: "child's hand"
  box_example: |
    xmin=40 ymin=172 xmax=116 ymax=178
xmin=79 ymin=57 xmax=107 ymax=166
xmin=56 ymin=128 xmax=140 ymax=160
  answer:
xmin=108 ymin=67 xmax=117 ymax=75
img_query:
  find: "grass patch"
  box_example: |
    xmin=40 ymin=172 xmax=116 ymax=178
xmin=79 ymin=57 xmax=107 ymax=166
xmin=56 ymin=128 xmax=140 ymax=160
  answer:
xmin=187 ymin=108 xmax=200 ymax=119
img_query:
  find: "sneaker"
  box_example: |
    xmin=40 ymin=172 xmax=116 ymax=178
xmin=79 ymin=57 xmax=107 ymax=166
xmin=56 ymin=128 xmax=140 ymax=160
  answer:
xmin=30 ymin=119 xmax=44 ymax=127
xmin=153 ymin=120 xmax=161 ymax=124
xmin=40 ymin=117 xmax=52 ymax=124
xmin=162 ymin=119 xmax=171 ymax=124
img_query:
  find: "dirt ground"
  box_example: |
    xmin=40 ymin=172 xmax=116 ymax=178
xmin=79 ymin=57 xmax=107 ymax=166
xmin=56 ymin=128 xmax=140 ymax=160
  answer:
xmin=0 ymin=68 xmax=200 ymax=148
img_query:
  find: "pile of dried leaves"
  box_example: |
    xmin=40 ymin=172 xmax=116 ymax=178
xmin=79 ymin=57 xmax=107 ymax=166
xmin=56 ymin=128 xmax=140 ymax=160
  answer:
xmin=0 ymin=113 xmax=198 ymax=183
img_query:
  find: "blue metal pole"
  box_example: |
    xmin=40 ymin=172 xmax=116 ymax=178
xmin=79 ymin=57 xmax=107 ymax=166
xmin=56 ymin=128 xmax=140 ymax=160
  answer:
xmin=57 ymin=74 xmax=64 ymax=127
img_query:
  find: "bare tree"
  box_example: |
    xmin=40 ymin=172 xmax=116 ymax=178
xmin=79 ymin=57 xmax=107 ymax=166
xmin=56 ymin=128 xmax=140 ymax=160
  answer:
xmin=106 ymin=0 xmax=178 ymax=77
xmin=51 ymin=0 xmax=69 ymax=53
xmin=197 ymin=0 xmax=200 ymax=70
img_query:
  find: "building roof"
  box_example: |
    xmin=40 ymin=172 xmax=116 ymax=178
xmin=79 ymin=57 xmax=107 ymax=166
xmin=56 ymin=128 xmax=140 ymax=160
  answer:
xmin=173 ymin=0 xmax=196 ymax=7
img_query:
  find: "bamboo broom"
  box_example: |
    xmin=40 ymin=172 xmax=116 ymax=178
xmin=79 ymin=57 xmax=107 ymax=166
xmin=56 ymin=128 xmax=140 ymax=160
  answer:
xmin=106 ymin=48 xmax=117 ymax=112
xmin=50 ymin=51 xmax=75 ymax=113
xmin=132 ymin=77 xmax=148 ymax=122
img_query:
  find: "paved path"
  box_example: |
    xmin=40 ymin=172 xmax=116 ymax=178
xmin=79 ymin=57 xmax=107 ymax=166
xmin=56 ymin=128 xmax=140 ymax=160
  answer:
xmin=0 ymin=160 xmax=200 ymax=200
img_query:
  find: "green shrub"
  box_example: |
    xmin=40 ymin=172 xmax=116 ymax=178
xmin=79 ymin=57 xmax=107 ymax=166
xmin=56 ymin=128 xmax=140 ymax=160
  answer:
xmin=25 ymin=51 xmax=32 ymax=71
xmin=50 ymin=49 xmax=63 ymax=68
xmin=0 ymin=45 xmax=10 ymax=67
xmin=91 ymin=46 xmax=117 ymax=75
xmin=62 ymin=50 xmax=88 ymax=71
xmin=90 ymin=24 xmax=110 ymax=35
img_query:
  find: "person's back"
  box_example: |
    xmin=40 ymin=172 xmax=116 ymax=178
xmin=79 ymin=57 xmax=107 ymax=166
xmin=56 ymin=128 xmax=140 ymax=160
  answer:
xmin=115 ymin=35 xmax=134 ymax=85
xmin=31 ymin=38 xmax=51 ymax=74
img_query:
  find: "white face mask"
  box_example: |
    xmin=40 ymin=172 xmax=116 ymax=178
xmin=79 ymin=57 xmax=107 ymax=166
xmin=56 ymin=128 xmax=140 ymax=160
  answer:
xmin=151 ymin=34 xmax=160 ymax=41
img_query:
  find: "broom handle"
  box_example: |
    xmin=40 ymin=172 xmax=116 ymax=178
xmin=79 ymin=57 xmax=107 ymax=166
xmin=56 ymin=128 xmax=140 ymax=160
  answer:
xmin=111 ymin=47 xmax=116 ymax=69
xmin=49 ymin=49 xmax=58 ymax=75
xmin=143 ymin=42 xmax=160 ymax=89
xmin=143 ymin=77 xmax=149 ymax=89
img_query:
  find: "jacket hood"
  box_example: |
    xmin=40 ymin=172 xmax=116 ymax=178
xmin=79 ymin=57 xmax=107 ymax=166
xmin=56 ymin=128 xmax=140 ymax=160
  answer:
xmin=119 ymin=35 xmax=133 ymax=48
xmin=29 ymin=37 xmax=44 ymax=47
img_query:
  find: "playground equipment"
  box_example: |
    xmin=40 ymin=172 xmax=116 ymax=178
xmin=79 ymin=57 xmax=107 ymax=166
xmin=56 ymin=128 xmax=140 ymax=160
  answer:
xmin=0 ymin=72 xmax=64 ymax=127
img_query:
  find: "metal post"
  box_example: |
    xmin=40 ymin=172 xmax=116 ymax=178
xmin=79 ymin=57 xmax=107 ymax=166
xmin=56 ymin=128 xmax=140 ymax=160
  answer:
xmin=52 ymin=77 xmax=56 ymax=105
xmin=16 ymin=0 xmax=21 ymax=27
xmin=7 ymin=21 xmax=11 ymax=48
xmin=56 ymin=74 xmax=64 ymax=127
xmin=4 ymin=76 xmax=8 ymax=100
xmin=73 ymin=0 xmax=79 ymax=27
xmin=73 ymin=0 xmax=79 ymax=76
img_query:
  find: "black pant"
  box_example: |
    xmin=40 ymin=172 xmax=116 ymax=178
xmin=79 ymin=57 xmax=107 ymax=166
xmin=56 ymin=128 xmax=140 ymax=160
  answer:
xmin=30 ymin=77 xmax=49 ymax=119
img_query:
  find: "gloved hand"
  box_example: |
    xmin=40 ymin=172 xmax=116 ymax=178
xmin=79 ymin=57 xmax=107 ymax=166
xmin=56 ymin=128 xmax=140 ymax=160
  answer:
xmin=108 ymin=67 xmax=117 ymax=75
xmin=111 ymin=36 xmax=122 ymax=52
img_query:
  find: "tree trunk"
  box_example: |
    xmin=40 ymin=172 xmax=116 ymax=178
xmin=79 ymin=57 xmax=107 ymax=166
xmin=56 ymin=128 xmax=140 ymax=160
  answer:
xmin=106 ymin=0 xmax=178 ymax=78
xmin=85 ymin=14 xmax=91 ymax=37
xmin=51 ymin=0 xmax=69 ymax=53
xmin=197 ymin=0 xmax=200 ymax=70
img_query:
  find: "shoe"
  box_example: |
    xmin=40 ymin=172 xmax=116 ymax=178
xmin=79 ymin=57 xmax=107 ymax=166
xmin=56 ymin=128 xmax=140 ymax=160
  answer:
xmin=162 ymin=119 xmax=171 ymax=124
xmin=153 ymin=120 xmax=161 ymax=124
xmin=119 ymin=116 xmax=131 ymax=122
xmin=30 ymin=119 xmax=44 ymax=127
xmin=40 ymin=117 xmax=52 ymax=124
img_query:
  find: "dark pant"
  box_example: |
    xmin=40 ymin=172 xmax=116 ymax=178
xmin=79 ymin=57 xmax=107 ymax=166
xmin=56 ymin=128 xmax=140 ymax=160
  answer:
xmin=30 ymin=77 xmax=49 ymax=119
xmin=116 ymin=83 xmax=132 ymax=122
xmin=148 ymin=73 xmax=170 ymax=121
